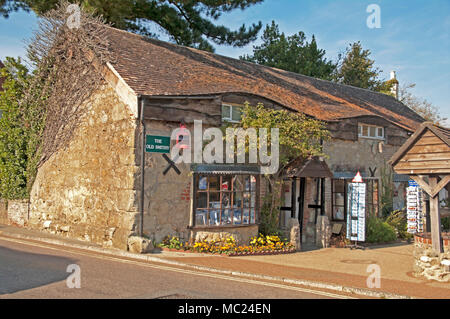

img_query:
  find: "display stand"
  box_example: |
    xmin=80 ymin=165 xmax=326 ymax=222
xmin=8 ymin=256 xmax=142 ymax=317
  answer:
xmin=406 ymin=180 xmax=424 ymax=234
xmin=346 ymin=172 xmax=366 ymax=249
xmin=346 ymin=240 xmax=365 ymax=250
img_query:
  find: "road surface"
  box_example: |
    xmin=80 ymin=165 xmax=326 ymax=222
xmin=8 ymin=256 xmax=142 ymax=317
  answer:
xmin=0 ymin=236 xmax=354 ymax=299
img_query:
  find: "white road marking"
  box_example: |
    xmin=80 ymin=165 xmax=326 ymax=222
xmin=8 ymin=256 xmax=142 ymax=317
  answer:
xmin=0 ymin=236 xmax=356 ymax=299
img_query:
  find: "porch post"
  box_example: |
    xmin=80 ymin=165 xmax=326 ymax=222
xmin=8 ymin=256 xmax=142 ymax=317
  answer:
xmin=429 ymin=176 xmax=444 ymax=253
xmin=291 ymin=178 xmax=297 ymax=218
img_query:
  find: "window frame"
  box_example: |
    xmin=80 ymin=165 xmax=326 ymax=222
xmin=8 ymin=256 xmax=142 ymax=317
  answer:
xmin=331 ymin=178 xmax=380 ymax=222
xmin=193 ymin=173 xmax=259 ymax=228
xmin=332 ymin=179 xmax=347 ymax=222
xmin=221 ymin=103 xmax=243 ymax=123
xmin=358 ymin=123 xmax=385 ymax=140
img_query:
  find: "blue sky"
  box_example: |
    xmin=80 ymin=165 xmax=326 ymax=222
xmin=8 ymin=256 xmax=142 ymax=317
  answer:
xmin=0 ymin=0 xmax=449 ymax=125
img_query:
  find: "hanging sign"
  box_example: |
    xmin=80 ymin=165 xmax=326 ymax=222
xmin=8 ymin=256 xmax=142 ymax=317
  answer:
xmin=347 ymin=174 xmax=366 ymax=242
xmin=406 ymin=181 xmax=424 ymax=234
xmin=352 ymin=171 xmax=363 ymax=183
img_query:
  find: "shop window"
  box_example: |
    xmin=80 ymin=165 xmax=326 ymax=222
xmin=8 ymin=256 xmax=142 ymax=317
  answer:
xmin=222 ymin=104 xmax=242 ymax=123
xmin=332 ymin=179 xmax=379 ymax=221
xmin=194 ymin=174 xmax=258 ymax=227
xmin=358 ymin=124 xmax=384 ymax=140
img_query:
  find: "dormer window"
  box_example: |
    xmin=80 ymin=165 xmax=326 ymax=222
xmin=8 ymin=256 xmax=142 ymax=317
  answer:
xmin=222 ymin=104 xmax=242 ymax=123
xmin=358 ymin=124 xmax=384 ymax=140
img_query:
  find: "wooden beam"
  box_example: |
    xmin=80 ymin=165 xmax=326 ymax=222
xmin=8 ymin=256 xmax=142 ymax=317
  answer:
xmin=394 ymin=168 xmax=450 ymax=175
xmin=395 ymin=160 xmax=450 ymax=170
xmin=414 ymin=136 xmax=446 ymax=146
xmin=408 ymin=144 xmax=449 ymax=154
xmin=410 ymin=175 xmax=450 ymax=198
xmin=431 ymin=175 xmax=450 ymax=198
xmin=429 ymin=176 xmax=444 ymax=254
xmin=410 ymin=175 xmax=432 ymax=196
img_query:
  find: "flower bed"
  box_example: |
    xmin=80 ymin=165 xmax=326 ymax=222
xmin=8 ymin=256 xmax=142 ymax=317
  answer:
xmin=157 ymin=234 xmax=296 ymax=257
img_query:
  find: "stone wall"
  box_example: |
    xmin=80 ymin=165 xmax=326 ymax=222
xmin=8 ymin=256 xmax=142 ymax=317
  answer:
xmin=7 ymin=200 xmax=29 ymax=227
xmin=315 ymin=215 xmax=331 ymax=248
xmin=140 ymin=120 xmax=192 ymax=244
xmin=29 ymin=85 xmax=140 ymax=250
xmin=413 ymin=233 xmax=450 ymax=282
xmin=0 ymin=200 xmax=30 ymax=226
xmin=323 ymin=137 xmax=400 ymax=179
xmin=191 ymin=225 xmax=258 ymax=245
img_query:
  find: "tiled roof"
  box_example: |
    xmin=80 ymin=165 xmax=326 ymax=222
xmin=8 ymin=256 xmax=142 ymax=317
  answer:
xmin=104 ymin=26 xmax=424 ymax=131
xmin=429 ymin=123 xmax=450 ymax=147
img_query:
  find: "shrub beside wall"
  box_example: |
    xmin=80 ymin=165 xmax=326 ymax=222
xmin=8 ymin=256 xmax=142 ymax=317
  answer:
xmin=366 ymin=216 xmax=397 ymax=243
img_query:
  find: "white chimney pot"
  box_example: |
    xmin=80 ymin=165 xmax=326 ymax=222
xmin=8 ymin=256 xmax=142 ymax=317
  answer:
xmin=390 ymin=70 xmax=396 ymax=80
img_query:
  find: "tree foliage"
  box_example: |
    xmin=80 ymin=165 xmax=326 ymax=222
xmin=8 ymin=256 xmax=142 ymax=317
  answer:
xmin=334 ymin=41 xmax=384 ymax=91
xmin=0 ymin=0 xmax=263 ymax=52
xmin=239 ymin=102 xmax=330 ymax=172
xmin=0 ymin=57 xmax=44 ymax=199
xmin=377 ymin=77 xmax=398 ymax=97
xmin=241 ymin=21 xmax=337 ymax=80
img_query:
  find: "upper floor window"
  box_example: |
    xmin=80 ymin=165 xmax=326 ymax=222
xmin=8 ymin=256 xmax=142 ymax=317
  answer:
xmin=222 ymin=104 xmax=242 ymax=123
xmin=358 ymin=124 xmax=384 ymax=140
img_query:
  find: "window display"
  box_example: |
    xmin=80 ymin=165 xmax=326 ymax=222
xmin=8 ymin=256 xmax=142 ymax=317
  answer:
xmin=194 ymin=174 xmax=258 ymax=227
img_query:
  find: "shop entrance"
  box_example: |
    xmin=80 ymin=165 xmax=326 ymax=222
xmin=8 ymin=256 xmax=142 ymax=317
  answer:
xmin=281 ymin=157 xmax=333 ymax=245
xmin=299 ymin=177 xmax=325 ymax=245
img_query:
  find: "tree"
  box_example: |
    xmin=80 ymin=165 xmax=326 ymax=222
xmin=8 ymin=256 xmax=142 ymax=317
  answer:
xmin=238 ymin=103 xmax=330 ymax=234
xmin=334 ymin=41 xmax=384 ymax=91
xmin=241 ymin=21 xmax=337 ymax=80
xmin=0 ymin=0 xmax=263 ymax=52
xmin=398 ymin=83 xmax=447 ymax=125
xmin=0 ymin=57 xmax=38 ymax=199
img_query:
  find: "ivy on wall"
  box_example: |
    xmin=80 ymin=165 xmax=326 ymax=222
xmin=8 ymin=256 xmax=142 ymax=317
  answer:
xmin=0 ymin=57 xmax=45 ymax=199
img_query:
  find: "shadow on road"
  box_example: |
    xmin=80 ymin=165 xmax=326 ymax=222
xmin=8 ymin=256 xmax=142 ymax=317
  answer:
xmin=0 ymin=245 xmax=78 ymax=295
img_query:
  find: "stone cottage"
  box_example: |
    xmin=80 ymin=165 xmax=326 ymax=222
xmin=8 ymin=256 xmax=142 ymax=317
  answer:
xmin=27 ymin=26 xmax=424 ymax=250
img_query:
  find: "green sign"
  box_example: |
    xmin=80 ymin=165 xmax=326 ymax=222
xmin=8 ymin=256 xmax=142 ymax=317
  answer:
xmin=146 ymin=135 xmax=170 ymax=153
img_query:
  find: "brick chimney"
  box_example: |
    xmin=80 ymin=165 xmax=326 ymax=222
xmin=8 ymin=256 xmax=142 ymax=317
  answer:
xmin=390 ymin=70 xmax=399 ymax=100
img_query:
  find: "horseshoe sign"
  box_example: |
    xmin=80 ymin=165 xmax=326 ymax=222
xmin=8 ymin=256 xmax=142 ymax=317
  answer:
xmin=162 ymin=153 xmax=181 ymax=176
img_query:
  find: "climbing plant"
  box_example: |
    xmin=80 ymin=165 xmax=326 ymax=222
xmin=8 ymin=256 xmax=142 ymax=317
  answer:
xmin=0 ymin=1 xmax=114 ymax=198
xmin=238 ymin=102 xmax=330 ymax=233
